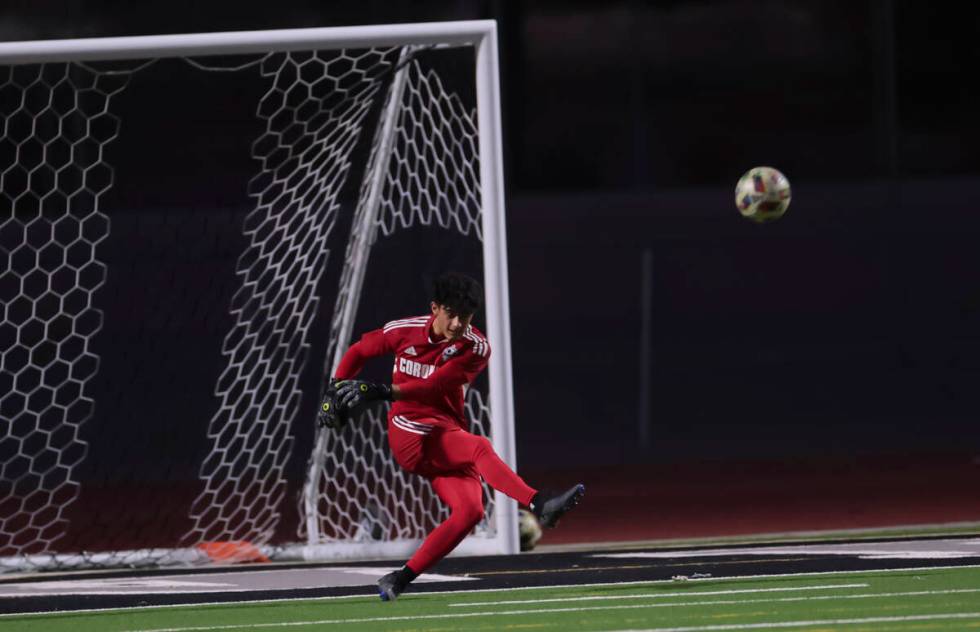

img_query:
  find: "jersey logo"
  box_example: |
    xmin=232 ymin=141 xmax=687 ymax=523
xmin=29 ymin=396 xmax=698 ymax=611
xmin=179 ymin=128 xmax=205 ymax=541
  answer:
xmin=398 ymin=357 xmax=435 ymax=379
xmin=404 ymin=346 xmax=417 ymax=356
xmin=441 ymin=344 xmax=460 ymax=362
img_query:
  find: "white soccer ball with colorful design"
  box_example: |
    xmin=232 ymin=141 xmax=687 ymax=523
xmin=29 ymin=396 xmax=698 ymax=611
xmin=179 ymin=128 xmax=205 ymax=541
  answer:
xmin=735 ymin=166 xmax=791 ymax=223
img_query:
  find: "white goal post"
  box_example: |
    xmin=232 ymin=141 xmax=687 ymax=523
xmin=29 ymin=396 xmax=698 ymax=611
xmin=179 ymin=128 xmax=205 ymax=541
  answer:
xmin=0 ymin=21 xmax=518 ymax=572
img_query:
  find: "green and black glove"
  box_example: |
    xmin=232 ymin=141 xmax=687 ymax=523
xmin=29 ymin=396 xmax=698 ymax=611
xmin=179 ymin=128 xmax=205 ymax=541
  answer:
xmin=317 ymin=379 xmax=350 ymax=430
xmin=334 ymin=379 xmax=394 ymax=410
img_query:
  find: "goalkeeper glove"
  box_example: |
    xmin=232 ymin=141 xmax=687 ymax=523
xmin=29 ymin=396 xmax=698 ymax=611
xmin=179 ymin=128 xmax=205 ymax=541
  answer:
xmin=317 ymin=379 xmax=349 ymax=430
xmin=335 ymin=379 xmax=393 ymax=410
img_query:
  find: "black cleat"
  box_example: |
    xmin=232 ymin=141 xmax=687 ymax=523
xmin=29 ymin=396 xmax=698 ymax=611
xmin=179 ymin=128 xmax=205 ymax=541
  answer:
xmin=378 ymin=570 xmax=403 ymax=602
xmin=378 ymin=566 xmax=418 ymax=602
xmin=531 ymin=483 xmax=585 ymax=528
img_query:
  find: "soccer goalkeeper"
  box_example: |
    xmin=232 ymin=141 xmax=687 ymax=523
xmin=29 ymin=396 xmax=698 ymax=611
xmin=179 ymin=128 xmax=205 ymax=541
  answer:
xmin=322 ymin=272 xmax=584 ymax=601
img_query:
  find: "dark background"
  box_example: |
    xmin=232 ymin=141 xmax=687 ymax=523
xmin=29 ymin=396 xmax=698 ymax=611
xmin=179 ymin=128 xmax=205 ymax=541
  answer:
xmin=3 ymin=1 xmax=978 ymax=486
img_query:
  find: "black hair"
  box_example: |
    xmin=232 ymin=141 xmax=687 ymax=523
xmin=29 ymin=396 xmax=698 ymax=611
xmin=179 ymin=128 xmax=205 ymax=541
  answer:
xmin=432 ymin=272 xmax=483 ymax=316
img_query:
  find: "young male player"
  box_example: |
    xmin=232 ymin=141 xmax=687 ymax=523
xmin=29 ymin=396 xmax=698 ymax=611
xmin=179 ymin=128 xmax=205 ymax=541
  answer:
xmin=321 ymin=272 xmax=584 ymax=601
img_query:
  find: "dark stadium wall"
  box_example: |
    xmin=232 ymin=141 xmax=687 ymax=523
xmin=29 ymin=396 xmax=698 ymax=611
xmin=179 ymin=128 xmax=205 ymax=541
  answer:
xmin=507 ymin=179 xmax=980 ymax=467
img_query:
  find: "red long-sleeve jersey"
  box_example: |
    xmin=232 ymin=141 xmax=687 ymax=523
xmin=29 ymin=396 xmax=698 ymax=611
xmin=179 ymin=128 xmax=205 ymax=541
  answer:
xmin=334 ymin=314 xmax=490 ymax=428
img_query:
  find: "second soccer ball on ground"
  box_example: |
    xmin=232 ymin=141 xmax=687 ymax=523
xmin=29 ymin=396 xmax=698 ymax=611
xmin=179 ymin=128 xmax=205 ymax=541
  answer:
xmin=735 ymin=166 xmax=791 ymax=223
xmin=519 ymin=509 xmax=543 ymax=551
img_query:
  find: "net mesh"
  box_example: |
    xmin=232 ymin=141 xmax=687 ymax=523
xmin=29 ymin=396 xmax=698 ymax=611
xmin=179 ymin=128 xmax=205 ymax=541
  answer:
xmin=181 ymin=48 xmax=397 ymax=551
xmin=0 ymin=63 xmax=125 ymax=559
xmin=376 ymin=60 xmax=483 ymax=239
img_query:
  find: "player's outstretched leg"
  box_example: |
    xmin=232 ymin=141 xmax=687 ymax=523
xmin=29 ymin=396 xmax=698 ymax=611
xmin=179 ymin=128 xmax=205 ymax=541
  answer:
xmin=428 ymin=429 xmax=536 ymax=506
xmin=530 ymin=484 xmax=585 ymax=528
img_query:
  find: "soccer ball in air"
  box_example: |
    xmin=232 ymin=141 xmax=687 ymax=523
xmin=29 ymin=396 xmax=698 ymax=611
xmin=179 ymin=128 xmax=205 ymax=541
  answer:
xmin=518 ymin=509 xmax=543 ymax=551
xmin=735 ymin=166 xmax=791 ymax=223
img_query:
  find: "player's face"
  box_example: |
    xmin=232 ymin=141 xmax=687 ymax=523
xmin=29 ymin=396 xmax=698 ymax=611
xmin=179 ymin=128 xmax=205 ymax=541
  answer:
xmin=430 ymin=302 xmax=473 ymax=341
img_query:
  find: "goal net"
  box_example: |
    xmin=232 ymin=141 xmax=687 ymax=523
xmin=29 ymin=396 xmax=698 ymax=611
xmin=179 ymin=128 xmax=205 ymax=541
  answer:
xmin=0 ymin=22 xmax=516 ymax=573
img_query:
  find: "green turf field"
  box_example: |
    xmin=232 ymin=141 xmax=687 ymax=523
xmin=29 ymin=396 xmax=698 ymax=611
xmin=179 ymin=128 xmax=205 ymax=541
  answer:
xmin=6 ymin=565 xmax=980 ymax=632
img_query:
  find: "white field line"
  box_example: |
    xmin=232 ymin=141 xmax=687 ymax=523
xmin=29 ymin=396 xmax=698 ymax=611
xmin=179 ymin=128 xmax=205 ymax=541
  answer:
xmin=449 ymin=582 xmax=869 ymax=606
xmin=613 ymin=611 xmax=980 ymax=631
xmin=0 ymin=568 xmax=473 ymax=597
xmin=4 ymin=562 xmax=980 ymax=619
xmin=120 ymin=606 xmax=980 ymax=632
xmin=596 ymin=538 xmax=980 ymax=561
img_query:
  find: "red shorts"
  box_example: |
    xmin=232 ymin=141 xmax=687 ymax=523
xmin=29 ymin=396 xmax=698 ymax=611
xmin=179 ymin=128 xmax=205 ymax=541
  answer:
xmin=387 ymin=414 xmax=476 ymax=479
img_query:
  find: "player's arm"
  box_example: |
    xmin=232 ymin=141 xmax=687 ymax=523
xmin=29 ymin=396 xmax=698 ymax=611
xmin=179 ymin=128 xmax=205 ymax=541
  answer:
xmin=332 ymin=329 xmax=392 ymax=380
xmin=337 ymin=345 xmax=489 ymax=409
xmin=319 ymin=328 xmax=393 ymax=428
xmin=395 ymin=350 xmax=488 ymax=404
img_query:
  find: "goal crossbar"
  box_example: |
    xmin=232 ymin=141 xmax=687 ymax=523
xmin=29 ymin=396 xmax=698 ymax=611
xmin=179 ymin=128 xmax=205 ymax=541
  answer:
xmin=0 ymin=22 xmax=495 ymax=64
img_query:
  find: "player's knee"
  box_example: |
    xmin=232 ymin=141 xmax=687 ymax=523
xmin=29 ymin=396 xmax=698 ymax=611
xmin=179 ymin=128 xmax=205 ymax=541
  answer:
xmin=454 ymin=502 xmax=484 ymax=527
